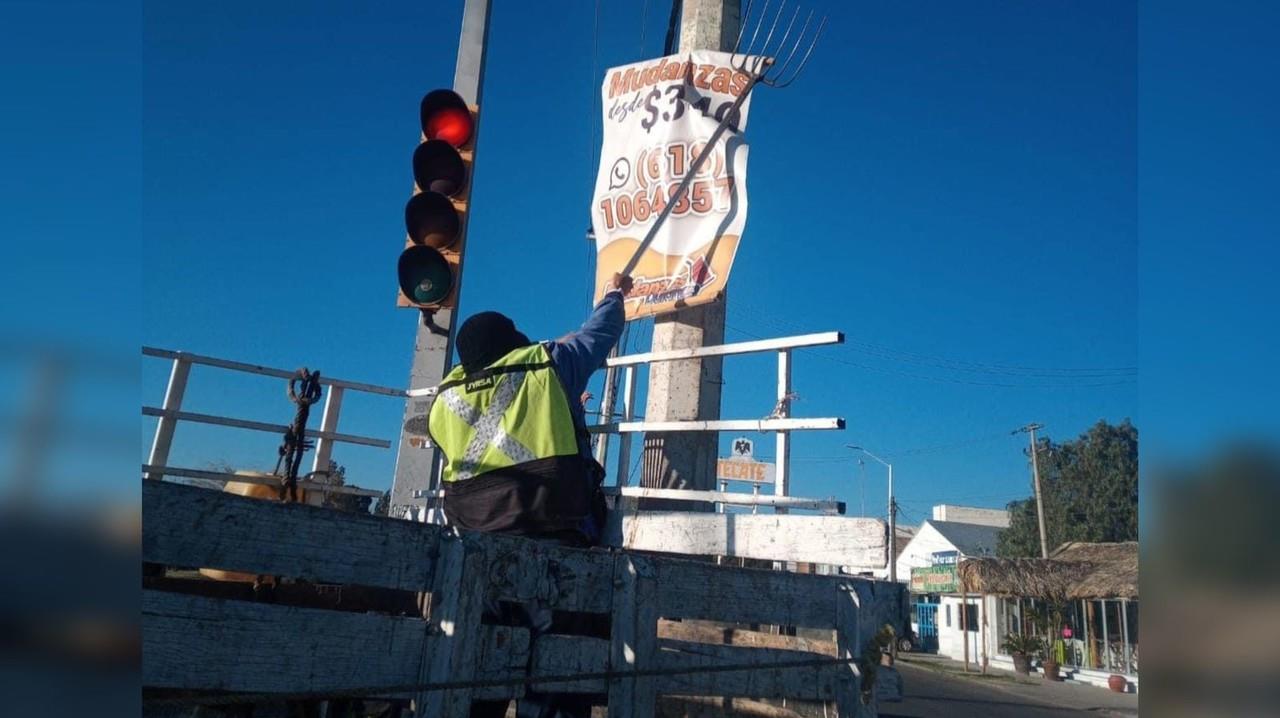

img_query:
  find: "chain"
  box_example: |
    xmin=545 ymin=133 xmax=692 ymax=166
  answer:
xmin=275 ymin=367 xmax=323 ymax=502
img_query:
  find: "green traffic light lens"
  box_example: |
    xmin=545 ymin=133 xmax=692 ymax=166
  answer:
xmin=398 ymin=245 xmax=453 ymax=305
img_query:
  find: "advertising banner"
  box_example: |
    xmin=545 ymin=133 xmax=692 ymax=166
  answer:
xmin=591 ymin=50 xmax=755 ymax=320
xmin=911 ymin=565 xmax=960 ymax=594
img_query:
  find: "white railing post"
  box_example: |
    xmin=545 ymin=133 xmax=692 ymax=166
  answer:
xmin=774 ymin=349 xmax=792 ymax=510
xmin=311 ymin=386 xmax=344 ymax=476
xmin=145 ymin=357 xmax=192 ymax=481
xmin=615 ymin=366 xmax=637 ymax=487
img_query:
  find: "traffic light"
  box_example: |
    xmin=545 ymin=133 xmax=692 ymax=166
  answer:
xmin=397 ymin=89 xmax=477 ymax=309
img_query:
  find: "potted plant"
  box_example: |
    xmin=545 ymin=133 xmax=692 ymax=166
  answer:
xmin=1027 ymin=599 xmax=1067 ymax=681
xmin=1000 ymin=633 xmax=1042 ymax=676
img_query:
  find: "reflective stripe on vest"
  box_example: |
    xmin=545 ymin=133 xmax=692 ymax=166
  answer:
xmin=428 ymin=343 xmax=579 ymax=483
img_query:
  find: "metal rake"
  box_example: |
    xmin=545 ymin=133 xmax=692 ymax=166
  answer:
xmin=618 ymin=0 xmax=827 ymax=277
xmin=731 ymin=0 xmax=828 ymax=88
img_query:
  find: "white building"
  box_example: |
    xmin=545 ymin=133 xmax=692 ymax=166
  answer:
xmin=892 ymin=505 xmax=1009 ymax=661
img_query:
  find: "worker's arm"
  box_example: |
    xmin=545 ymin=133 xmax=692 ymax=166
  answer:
xmin=548 ymin=276 xmax=630 ymax=397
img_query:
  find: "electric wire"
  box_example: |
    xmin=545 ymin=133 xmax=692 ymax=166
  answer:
xmin=724 ymin=315 xmax=1136 ymax=389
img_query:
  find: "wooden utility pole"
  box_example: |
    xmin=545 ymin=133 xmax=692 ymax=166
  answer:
xmin=1020 ymin=422 xmax=1050 ymax=558
xmin=640 ymin=0 xmax=740 ymax=499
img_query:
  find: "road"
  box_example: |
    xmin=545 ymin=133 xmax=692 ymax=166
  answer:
xmin=883 ymin=655 xmax=1139 ymax=718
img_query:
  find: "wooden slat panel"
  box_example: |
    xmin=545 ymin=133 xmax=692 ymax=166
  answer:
xmin=143 ymin=590 xmax=530 ymax=698
xmin=142 ymin=479 xmax=438 ymax=591
xmin=482 ymin=533 xmax=617 ymax=614
xmin=531 ymin=634 xmax=609 ymax=694
xmin=653 ymin=559 xmax=843 ymax=629
xmin=657 ymin=620 xmax=837 ymax=657
xmin=419 ymin=536 xmax=490 ymax=717
xmin=609 ymin=555 xmax=658 ymax=717
xmin=142 ymin=590 xmax=426 ymax=693
xmin=835 ymin=586 xmax=865 ymax=718
xmin=655 ymin=639 xmax=842 ymax=700
xmin=604 ymin=513 xmax=885 ymax=568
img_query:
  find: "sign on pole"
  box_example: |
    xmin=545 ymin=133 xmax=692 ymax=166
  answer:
xmin=591 ymin=51 xmax=756 ymax=320
xmin=716 ymin=458 xmax=775 ymax=484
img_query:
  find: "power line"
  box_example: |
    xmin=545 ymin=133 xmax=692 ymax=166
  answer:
xmin=729 ymin=299 xmax=1136 ymax=379
xmin=725 ymin=318 xmax=1135 ymax=389
xmin=638 ymin=0 xmax=651 ymax=57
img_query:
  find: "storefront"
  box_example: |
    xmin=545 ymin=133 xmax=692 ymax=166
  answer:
xmin=958 ymin=542 xmax=1138 ymax=689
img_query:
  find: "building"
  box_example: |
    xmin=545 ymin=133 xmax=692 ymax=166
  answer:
xmin=890 ymin=505 xmax=1009 ymax=657
xmin=957 ymin=541 xmax=1139 ymax=691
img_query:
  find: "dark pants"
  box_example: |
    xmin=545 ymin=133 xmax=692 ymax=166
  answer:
xmin=469 ymin=601 xmax=609 ymax=718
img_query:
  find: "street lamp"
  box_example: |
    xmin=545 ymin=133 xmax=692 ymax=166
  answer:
xmin=849 ymin=444 xmax=900 ymax=659
xmin=848 ymin=445 xmax=896 ymax=585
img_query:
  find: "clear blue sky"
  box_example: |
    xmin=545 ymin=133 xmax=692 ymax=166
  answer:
xmin=137 ymin=0 xmax=1142 ymax=522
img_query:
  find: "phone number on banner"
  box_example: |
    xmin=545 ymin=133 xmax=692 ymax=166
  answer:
xmin=597 ymin=177 xmax=736 ymax=231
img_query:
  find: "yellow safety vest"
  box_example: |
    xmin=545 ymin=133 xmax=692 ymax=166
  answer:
xmin=428 ymin=343 xmax=580 ymax=483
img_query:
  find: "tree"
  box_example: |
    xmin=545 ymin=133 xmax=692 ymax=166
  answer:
xmin=998 ymin=419 xmax=1138 ymax=557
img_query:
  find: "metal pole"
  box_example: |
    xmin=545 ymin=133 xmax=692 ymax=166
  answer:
xmin=388 ymin=0 xmax=492 ymax=518
xmin=774 ymin=349 xmax=792 ymax=510
xmin=594 ymin=352 xmax=619 ymax=467
xmin=1101 ymin=599 xmax=1111 ymax=672
xmin=849 ymin=444 xmax=897 ymax=659
xmin=1120 ymin=598 xmax=1131 ymax=674
xmin=614 ymin=365 xmax=638 ymax=486
xmin=889 ymin=462 xmax=896 ymax=583
xmin=859 ymin=458 xmax=866 ymax=516
xmin=145 ymin=357 xmax=192 ymax=481
xmin=1022 ymin=422 xmax=1050 ymax=558
xmin=310 ymin=386 xmax=344 ymax=475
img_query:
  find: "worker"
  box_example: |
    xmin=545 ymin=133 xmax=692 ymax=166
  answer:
xmin=428 ymin=272 xmax=632 ymax=544
xmin=427 ymin=273 xmax=632 ymax=718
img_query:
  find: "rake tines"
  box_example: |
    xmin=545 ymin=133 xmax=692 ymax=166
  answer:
xmin=731 ymin=0 xmax=827 ymax=88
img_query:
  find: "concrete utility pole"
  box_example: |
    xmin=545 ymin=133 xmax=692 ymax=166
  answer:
xmin=388 ymin=0 xmax=492 ymax=520
xmin=640 ymin=0 xmax=740 ymax=498
xmin=1020 ymin=422 xmax=1050 ymax=558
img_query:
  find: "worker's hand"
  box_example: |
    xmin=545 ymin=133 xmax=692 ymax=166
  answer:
xmin=609 ymin=272 xmax=634 ymax=296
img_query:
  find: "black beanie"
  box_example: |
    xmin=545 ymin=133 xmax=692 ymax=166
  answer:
xmin=456 ymin=311 xmax=532 ymax=374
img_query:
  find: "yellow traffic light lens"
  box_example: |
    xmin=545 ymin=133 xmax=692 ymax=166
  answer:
xmin=412 ymin=140 xmax=467 ymax=196
xmin=404 ymin=191 xmax=460 ymax=249
xmin=398 ymin=245 xmax=453 ymax=305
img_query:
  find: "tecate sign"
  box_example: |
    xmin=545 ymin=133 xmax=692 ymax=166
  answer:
xmin=716 ymin=458 xmax=775 ymax=484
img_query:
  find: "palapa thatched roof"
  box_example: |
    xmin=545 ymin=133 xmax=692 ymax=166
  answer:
xmin=957 ymin=541 xmax=1138 ymax=600
xmin=1052 ymin=541 xmax=1139 ymax=599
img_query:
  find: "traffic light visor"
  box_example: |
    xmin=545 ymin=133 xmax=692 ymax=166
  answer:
xmin=420 ymin=90 xmax=473 ymax=147
xmin=398 ymin=245 xmax=453 ymax=305
xmin=404 ymin=191 xmax=460 ymax=248
xmin=412 ymin=140 xmax=467 ymax=196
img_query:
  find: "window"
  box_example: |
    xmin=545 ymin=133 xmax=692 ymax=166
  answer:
xmin=960 ymin=602 xmax=978 ymax=633
xmin=945 ymin=604 xmax=952 ymax=627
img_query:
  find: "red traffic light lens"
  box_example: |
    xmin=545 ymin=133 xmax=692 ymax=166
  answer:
xmin=425 ymin=107 xmax=473 ymax=147
xmin=420 ymin=89 xmax=473 ymax=147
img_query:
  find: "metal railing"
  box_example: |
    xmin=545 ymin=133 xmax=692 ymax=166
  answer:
xmin=142 ymin=347 xmax=403 ymax=497
xmin=590 ymin=331 xmax=846 ymax=501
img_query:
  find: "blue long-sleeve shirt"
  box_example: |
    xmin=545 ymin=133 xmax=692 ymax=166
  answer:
xmin=545 ymin=290 xmax=626 ymax=462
